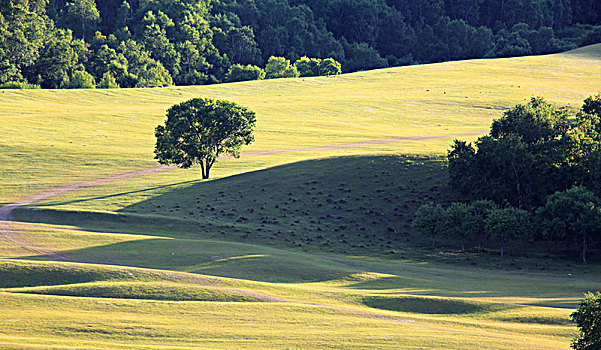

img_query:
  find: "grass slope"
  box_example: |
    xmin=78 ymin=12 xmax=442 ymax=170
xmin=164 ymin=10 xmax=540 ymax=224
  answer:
xmin=1 ymin=45 xmax=600 ymax=203
xmin=1 ymin=46 xmax=600 ymax=349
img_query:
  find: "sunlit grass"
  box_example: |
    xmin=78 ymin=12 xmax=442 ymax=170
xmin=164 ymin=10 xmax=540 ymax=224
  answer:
xmin=0 ymin=46 xmax=600 ymax=349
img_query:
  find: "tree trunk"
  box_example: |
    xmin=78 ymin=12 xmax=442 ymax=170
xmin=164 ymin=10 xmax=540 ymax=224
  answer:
xmin=461 ymin=241 xmax=465 ymax=252
xmin=200 ymin=159 xmax=212 ymax=179
xmin=477 ymin=242 xmax=482 ymax=254
xmin=582 ymin=236 xmax=587 ymax=265
xmin=500 ymin=245 xmax=504 ymax=257
xmin=82 ymin=22 xmax=85 ymax=41
xmin=432 ymin=237 xmax=436 ymax=249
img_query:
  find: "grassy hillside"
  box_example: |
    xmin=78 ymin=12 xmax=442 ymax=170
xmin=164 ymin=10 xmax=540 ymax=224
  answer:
xmin=0 ymin=46 xmax=600 ymax=349
xmin=1 ymin=45 xmax=600 ymax=203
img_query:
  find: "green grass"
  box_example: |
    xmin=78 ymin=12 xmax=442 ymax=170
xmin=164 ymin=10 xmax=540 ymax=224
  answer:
xmin=9 ymin=281 xmax=267 ymax=302
xmin=1 ymin=45 xmax=600 ymax=203
xmin=361 ymin=295 xmax=509 ymax=314
xmin=14 ymin=155 xmax=453 ymax=259
xmin=1 ymin=46 xmax=601 ymax=349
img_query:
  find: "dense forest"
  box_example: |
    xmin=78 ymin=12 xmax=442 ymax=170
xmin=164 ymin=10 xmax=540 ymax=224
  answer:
xmin=2 ymin=0 xmax=601 ymax=88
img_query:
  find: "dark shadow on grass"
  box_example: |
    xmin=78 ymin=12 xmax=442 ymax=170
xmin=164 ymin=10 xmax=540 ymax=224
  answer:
xmin=30 ymin=179 xmax=199 ymax=208
xmin=12 ymin=155 xmax=451 ymax=260
xmin=15 ymin=237 xmax=359 ymax=283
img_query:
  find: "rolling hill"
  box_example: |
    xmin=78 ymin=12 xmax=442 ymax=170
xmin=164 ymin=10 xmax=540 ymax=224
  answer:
xmin=0 ymin=45 xmax=600 ymax=349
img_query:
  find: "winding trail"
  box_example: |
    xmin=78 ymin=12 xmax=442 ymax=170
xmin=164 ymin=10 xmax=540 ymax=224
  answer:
xmin=0 ymin=131 xmax=485 ymax=257
xmin=0 ymin=129 xmax=529 ymax=329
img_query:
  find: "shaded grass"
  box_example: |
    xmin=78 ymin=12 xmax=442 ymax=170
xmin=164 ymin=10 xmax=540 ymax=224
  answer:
xmin=9 ymin=281 xmax=266 ymax=302
xmin=16 ymin=155 xmax=453 ymax=259
xmin=0 ymin=259 xmax=140 ymax=288
xmin=361 ymin=295 xmax=509 ymax=314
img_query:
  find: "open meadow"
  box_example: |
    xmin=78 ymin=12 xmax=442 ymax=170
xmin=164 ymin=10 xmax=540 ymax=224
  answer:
xmin=0 ymin=45 xmax=600 ymax=349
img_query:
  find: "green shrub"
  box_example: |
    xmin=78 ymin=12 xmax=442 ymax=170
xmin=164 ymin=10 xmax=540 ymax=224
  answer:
xmin=64 ymin=70 xmax=96 ymax=89
xmin=571 ymin=292 xmax=601 ymax=350
xmin=0 ymin=81 xmax=40 ymax=89
xmin=294 ymin=56 xmax=321 ymax=77
xmin=98 ymin=72 xmax=120 ymax=88
xmin=265 ymin=56 xmax=300 ymax=79
xmin=226 ymin=64 xmax=266 ymax=82
xmin=318 ymin=58 xmax=342 ymax=76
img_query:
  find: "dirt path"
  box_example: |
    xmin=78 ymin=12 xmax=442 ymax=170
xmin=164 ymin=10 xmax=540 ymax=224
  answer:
xmin=0 ymin=131 xmax=485 ymax=258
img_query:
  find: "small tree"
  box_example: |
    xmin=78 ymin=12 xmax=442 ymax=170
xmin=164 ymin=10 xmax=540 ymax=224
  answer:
xmin=485 ymin=207 xmax=531 ymax=257
xmin=571 ymin=292 xmax=601 ymax=350
xmin=265 ymin=56 xmax=299 ymax=79
xmin=318 ymin=58 xmax=342 ymax=76
xmin=294 ymin=56 xmax=321 ymax=77
xmin=412 ymin=203 xmax=445 ymax=249
xmin=63 ymin=69 xmax=96 ymax=88
xmin=98 ymin=72 xmax=119 ymax=88
xmin=467 ymin=200 xmax=498 ymax=253
xmin=537 ymin=186 xmax=601 ymax=264
xmin=154 ymin=98 xmax=256 ymax=179
xmin=226 ymin=64 xmax=265 ymax=82
xmin=443 ymin=202 xmax=472 ymax=252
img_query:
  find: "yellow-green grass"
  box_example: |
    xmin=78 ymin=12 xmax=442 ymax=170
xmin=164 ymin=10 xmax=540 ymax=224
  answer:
xmin=2 ymin=46 xmax=601 ymax=349
xmin=1 ymin=45 xmax=600 ymax=204
xmin=0 ymin=256 xmax=590 ymax=349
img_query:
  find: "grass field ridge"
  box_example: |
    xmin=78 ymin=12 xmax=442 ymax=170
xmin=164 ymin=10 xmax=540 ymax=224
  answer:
xmin=0 ymin=47 xmax=599 ymax=349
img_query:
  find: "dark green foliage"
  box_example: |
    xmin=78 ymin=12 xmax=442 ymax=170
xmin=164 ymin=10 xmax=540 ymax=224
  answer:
xmin=225 ymin=64 xmax=265 ymax=82
xmin=571 ymin=292 xmax=601 ymax=350
xmin=412 ymin=203 xmax=445 ymax=249
xmin=467 ymin=200 xmax=499 ymax=253
xmin=340 ymin=40 xmax=388 ymax=72
xmin=66 ymin=0 xmax=100 ymax=41
xmin=444 ymin=202 xmax=472 ymax=251
xmin=1 ymin=0 xmax=601 ymax=88
xmin=484 ymin=207 xmax=532 ymax=257
xmin=154 ymin=98 xmax=256 ymax=179
xmin=28 ymin=29 xmax=80 ymax=88
xmin=537 ymin=186 xmax=601 ymax=264
xmin=412 ymin=199 xmax=529 ymax=256
xmin=449 ymin=97 xmax=601 ymax=209
xmin=294 ymin=56 xmax=320 ymax=77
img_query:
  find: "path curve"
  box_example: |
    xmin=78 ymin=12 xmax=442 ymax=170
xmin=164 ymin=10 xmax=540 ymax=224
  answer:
xmin=0 ymin=131 xmax=485 ymax=257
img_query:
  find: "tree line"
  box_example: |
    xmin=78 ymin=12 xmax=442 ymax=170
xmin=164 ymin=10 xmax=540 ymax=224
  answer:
xmin=414 ymin=95 xmax=601 ymax=264
xmin=2 ymin=0 xmax=601 ymax=88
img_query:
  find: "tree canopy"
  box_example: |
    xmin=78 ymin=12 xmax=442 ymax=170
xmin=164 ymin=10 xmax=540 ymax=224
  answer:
xmin=571 ymin=292 xmax=601 ymax=349
xmin=415 ymin=96 xmax=601 ymax=262
xmin=154 ymin=98 xmax=256 ymax=179
xmin=448 ymin=96 xmax=601 ymax=209
xmin=1 ymin=0 xmax=601 ymax=88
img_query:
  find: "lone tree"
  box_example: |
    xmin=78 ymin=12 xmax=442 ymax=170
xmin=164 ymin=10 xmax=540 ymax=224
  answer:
xmin=154 ymin=98 xmax=256 ymax=179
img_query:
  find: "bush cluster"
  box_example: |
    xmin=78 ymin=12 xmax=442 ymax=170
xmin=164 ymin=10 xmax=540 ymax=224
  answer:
xmin=414 ymin=95 xmax=601 ymax=263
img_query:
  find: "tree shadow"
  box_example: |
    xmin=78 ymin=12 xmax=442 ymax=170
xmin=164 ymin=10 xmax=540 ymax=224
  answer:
xmin=14 ymin=155 xmax=450 ymax=257
xmin=31 ymin=179 xmax=199 ymax=208
xmin=15 ymin=238 xmax=359 ymax=283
